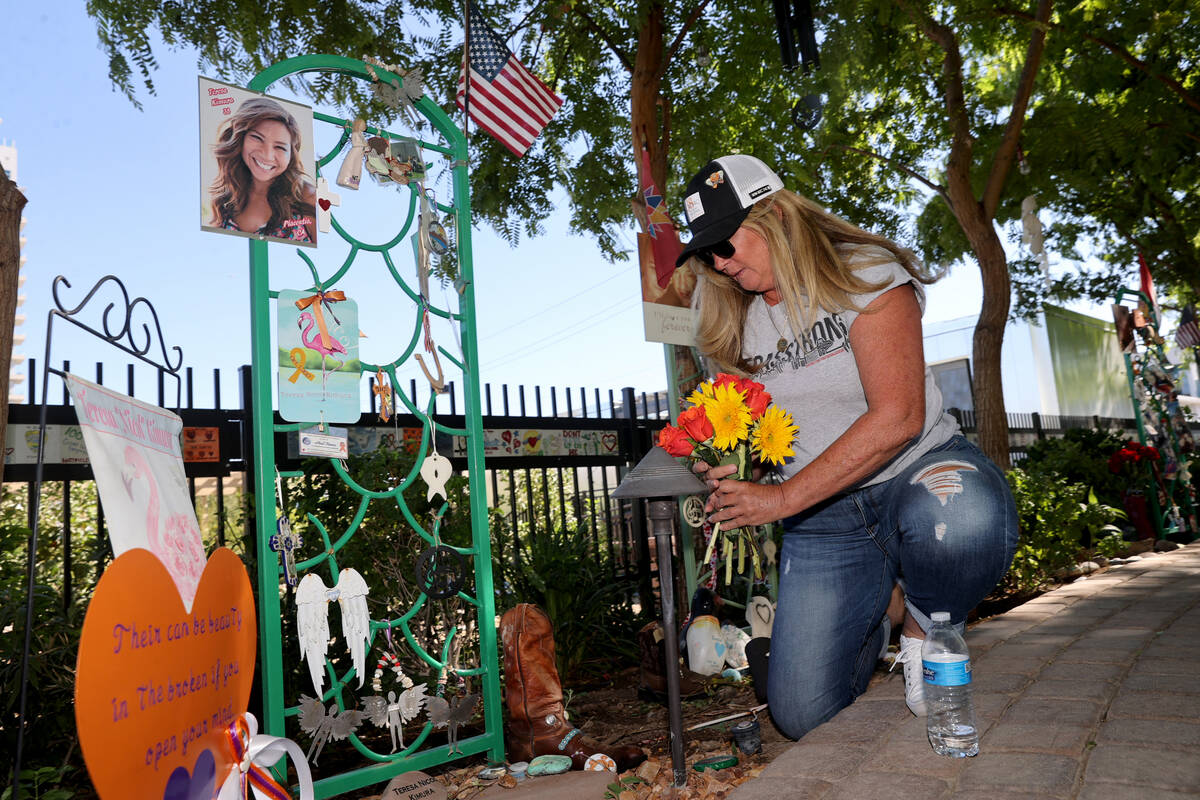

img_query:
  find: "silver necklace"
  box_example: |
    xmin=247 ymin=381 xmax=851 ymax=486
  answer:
xmin=765 ymin=301 xmax=790 ymax=352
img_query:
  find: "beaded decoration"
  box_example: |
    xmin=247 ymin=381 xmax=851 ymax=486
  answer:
xmin=371 ymin=651 xmax=414 ymax=694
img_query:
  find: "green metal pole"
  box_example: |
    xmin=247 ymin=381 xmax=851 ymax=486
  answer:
xmin=450 ymin=126 xmax=505 ymax=768
xmin=247 ymin=237 xmax=286 ymax=734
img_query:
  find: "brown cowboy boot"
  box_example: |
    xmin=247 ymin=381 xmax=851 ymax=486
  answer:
xmin=500 ymin=604 xmax=646 ymax=772
xmin=636 ymin=620 xmax=709 ymax=703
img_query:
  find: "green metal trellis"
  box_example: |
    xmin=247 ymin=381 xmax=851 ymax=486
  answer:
xmin=244 ymin=55 xmax=502 ymax=798
xmin=1116 ymin=287 xmax=1197 ymax=539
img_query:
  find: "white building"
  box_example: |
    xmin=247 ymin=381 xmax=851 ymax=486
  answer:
xmin=0 ymin=132 xmax=27 ymax=404
xmin=923 ymin=304 xmax=1132 ymax=420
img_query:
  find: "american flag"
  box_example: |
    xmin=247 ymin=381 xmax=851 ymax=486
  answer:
xmin=1176 ymin=304 xmax=1200 ymax=350
xmin=456 ymin=1 xmax=563 ymax=157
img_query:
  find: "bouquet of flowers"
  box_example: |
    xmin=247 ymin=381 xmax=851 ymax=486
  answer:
xmin=657 ymin=373 xmax=798 ymax=583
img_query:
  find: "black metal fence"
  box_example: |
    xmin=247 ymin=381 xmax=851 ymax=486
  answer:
xmin=4 ymin=358 xmax=1144 ymax=617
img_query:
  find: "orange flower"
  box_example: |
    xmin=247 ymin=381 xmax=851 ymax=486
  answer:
xmin=678 ymin=405 xmax=714 ymax=443
xmin=737 ymin=378 xmax=771 ymax=419
xmin=658 ymin=425 xmax=694 ymax=457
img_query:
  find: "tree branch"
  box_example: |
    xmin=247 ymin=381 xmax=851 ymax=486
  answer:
xmin=982 ymin=0 xmax=1052 ymax=218
xmin=574 ymin=5 xmax=635 ymax=73
xmin=997 ymin=6 xmax=1200 ymax=114
xmin=506 ymin=0 xmax=553 ymax=38
xmin=660 ymin=0 xmax=716 ymax=81
xmin=825 ymin=144 xmax=948 ymax=199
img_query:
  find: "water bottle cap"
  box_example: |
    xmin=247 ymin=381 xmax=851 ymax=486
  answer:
xmin=931 ymin=611 xmax=951 ymax=623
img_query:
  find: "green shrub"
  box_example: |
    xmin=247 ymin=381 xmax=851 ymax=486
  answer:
xmin=496 ymin=521 xmax=642 ymax=684
xmin=1004 ymin=468 xmax=1125 ymax=594
xmin=1021 ymin=428 xmax=1128 ymax=510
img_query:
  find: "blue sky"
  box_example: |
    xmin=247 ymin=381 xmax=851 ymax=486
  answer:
xmin=3 ymin=4 xmax=1108 ymax=414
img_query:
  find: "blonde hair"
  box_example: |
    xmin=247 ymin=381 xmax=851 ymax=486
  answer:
xmin=689 ymin=189 xmax=936 ymax=375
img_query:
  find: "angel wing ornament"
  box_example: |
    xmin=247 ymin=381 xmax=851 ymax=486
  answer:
xmin=364 ymin=683 xmax=429 ymax=752
xmin=426 ymin=693 xmax=478 ymax=755
xmin=295 ymin=568 xmax=372 ymax=696
xmin=336 ymin=568 xmax=371 ymax=687
xmin=296 ymin=574 xmax=331 ymax=697
xmin=298 ymin=695 xmax=364 ymax=765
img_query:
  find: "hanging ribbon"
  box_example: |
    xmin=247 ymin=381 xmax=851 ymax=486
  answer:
xmin=294 ymin=290 xmax=347 ymax=350
xmin=217 ymin=713 xmax=314 ymax=800
xmin=373 ymin=370 xmax=392 ymax=422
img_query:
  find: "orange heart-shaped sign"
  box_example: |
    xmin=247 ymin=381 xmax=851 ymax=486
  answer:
xmin=75 ymin=547 xmax=257 ymax=800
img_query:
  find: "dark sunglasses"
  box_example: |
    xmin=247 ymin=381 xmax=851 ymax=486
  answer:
xmin=693 ymin=239 xmax=736 ymax=266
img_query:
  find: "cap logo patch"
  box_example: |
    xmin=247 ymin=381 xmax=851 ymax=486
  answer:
xmin=684 ymin=192 xmax=705 ymax=222
xmin=705 ymin=170 xmax=725 ymax=189
xmin=749 ymin=185 xmax=772 ymax=199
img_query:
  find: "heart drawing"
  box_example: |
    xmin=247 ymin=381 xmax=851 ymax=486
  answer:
xmin=75 ymin=547 xmax=257 ymax=799
xmin=161 ymin=748 xmax=216 ymax=800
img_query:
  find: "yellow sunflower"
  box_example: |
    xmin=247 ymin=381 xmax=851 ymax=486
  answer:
xmin=686 ymin=380 xmax=716 ymax=407
xmin=702 ymin=383 xmax=752 ymax=450
xmin=751 ymin=405 xmax=798 ymax=466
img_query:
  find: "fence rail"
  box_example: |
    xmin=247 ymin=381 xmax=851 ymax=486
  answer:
xmin=5 ymin=358 xmax=1148 ymax=618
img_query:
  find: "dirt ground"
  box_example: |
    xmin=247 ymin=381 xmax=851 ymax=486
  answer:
xmin=353 ymin=665 xmax=888 ymax=799
xmin=353 ymin=587 xmax=1052 ymax=799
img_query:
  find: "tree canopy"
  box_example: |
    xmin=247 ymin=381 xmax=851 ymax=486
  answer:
xmin=88 ymin=0 xmax=1197 ymax=465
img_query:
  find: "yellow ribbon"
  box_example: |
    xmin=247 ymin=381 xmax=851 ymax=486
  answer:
xmin=294 ymin=290 xmax=347 ymax=350
xmin=288 ymin=348 xmax=315 ymax=383
xmin=373 ymin=370 xmax=392 ymax=422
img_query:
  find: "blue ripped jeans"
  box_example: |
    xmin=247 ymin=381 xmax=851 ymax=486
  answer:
xmin=766 ymin=435 xmax=1017 ymax=740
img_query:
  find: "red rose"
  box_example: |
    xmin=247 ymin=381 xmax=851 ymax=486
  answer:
xmin=1144 ymin=446 xmax=1160 ymax=461
xmin=712 ymin=373 xmax=741 ymax=391
xmin=658 ymin=425 xmax=694 ymax=457
xmin=736 ymin=378 xmax=771 ymax=419
xmin=678 ymin=405 xmax=714 ymax=443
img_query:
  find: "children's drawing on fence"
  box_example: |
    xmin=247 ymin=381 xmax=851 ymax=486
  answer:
xmin=479 ymin=428 xmax=621 ymax=457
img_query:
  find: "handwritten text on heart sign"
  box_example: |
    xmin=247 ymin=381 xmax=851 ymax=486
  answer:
xmin=107 ymin=606 xmax=245 ymax=770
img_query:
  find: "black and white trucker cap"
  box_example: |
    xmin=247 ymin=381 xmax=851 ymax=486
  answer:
xmin=675 ymin=155 xmax=784 ymax=267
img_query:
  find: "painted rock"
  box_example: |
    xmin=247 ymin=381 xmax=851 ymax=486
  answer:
xmin=527 ymin=754 xmax=572 ymax=776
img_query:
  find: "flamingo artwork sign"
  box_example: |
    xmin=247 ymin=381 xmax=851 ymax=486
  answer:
xmin=65 ymin=374 xmax=206 ymax=609
xmin=278 ymin=288 xmax=362 ymax=423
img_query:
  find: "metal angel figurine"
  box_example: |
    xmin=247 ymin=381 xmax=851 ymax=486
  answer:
xmin=296 ymin=568 xmax=371 ymax=696
xmin=363 ymin=683 xmax=429 ymax=753
xmin=297 ymin=695 xmax=365 ymax=765
xmin=426 ymin=693 xmax=479 ymax=755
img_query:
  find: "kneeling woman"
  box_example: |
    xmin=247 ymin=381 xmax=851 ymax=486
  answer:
xmin=679 ymin=154 xmax=1017 ymax=739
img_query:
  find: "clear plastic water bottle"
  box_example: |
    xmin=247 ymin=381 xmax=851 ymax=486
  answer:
xmin=923 ymin=611 xmax=979 ymax=757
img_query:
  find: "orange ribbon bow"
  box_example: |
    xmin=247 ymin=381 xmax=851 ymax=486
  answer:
xmin=294 ymin=290 xmax=347 ymax=350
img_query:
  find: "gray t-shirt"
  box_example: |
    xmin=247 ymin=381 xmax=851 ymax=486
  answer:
xmin=741 ymin=247 xmax=958 ymax=487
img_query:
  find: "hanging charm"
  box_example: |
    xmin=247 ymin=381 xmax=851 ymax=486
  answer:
xmin=363 ymin=654 xmax=429 ymax=754
xmin=420 ymin=451 xmax=452 ymax=503
xmin=413 ymin=545 xmax=466 ymax=600
xmin=270 ymin=516 xmax=303 ymax=588
xmin=296 ymin=568 xmax=371 ymax=695
xmin=315 ymin=177 xmax=340 ymax=233
xmin=296 ymin=696 xmax=364 ymax=765
xmin=425 ymin=692 xmax=479 ymax=755
xmin=373 ymin=369 xmax=393 ymax=423
xmin=336 ymin=119 xmax=368 ymax=190
xmin=271 ymin=471 xmax=303 ymax=587
xmin=423 ymin=190 xmax=449 ymax=257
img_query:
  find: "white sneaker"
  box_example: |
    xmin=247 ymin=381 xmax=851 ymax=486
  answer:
xmin=891 ymin=634 xmax=926 ymax=716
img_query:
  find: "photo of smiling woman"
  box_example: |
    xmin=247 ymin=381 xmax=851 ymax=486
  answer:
xmin=199 ymin=78 xmax=317 ymax=246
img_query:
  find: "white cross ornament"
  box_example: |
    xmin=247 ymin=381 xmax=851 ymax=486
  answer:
xmin=315 ymin=177 xmax=341 ymax=233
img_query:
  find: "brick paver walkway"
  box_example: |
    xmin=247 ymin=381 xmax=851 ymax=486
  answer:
xmin=729 ymin=541 xmax=1200 ymax=799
